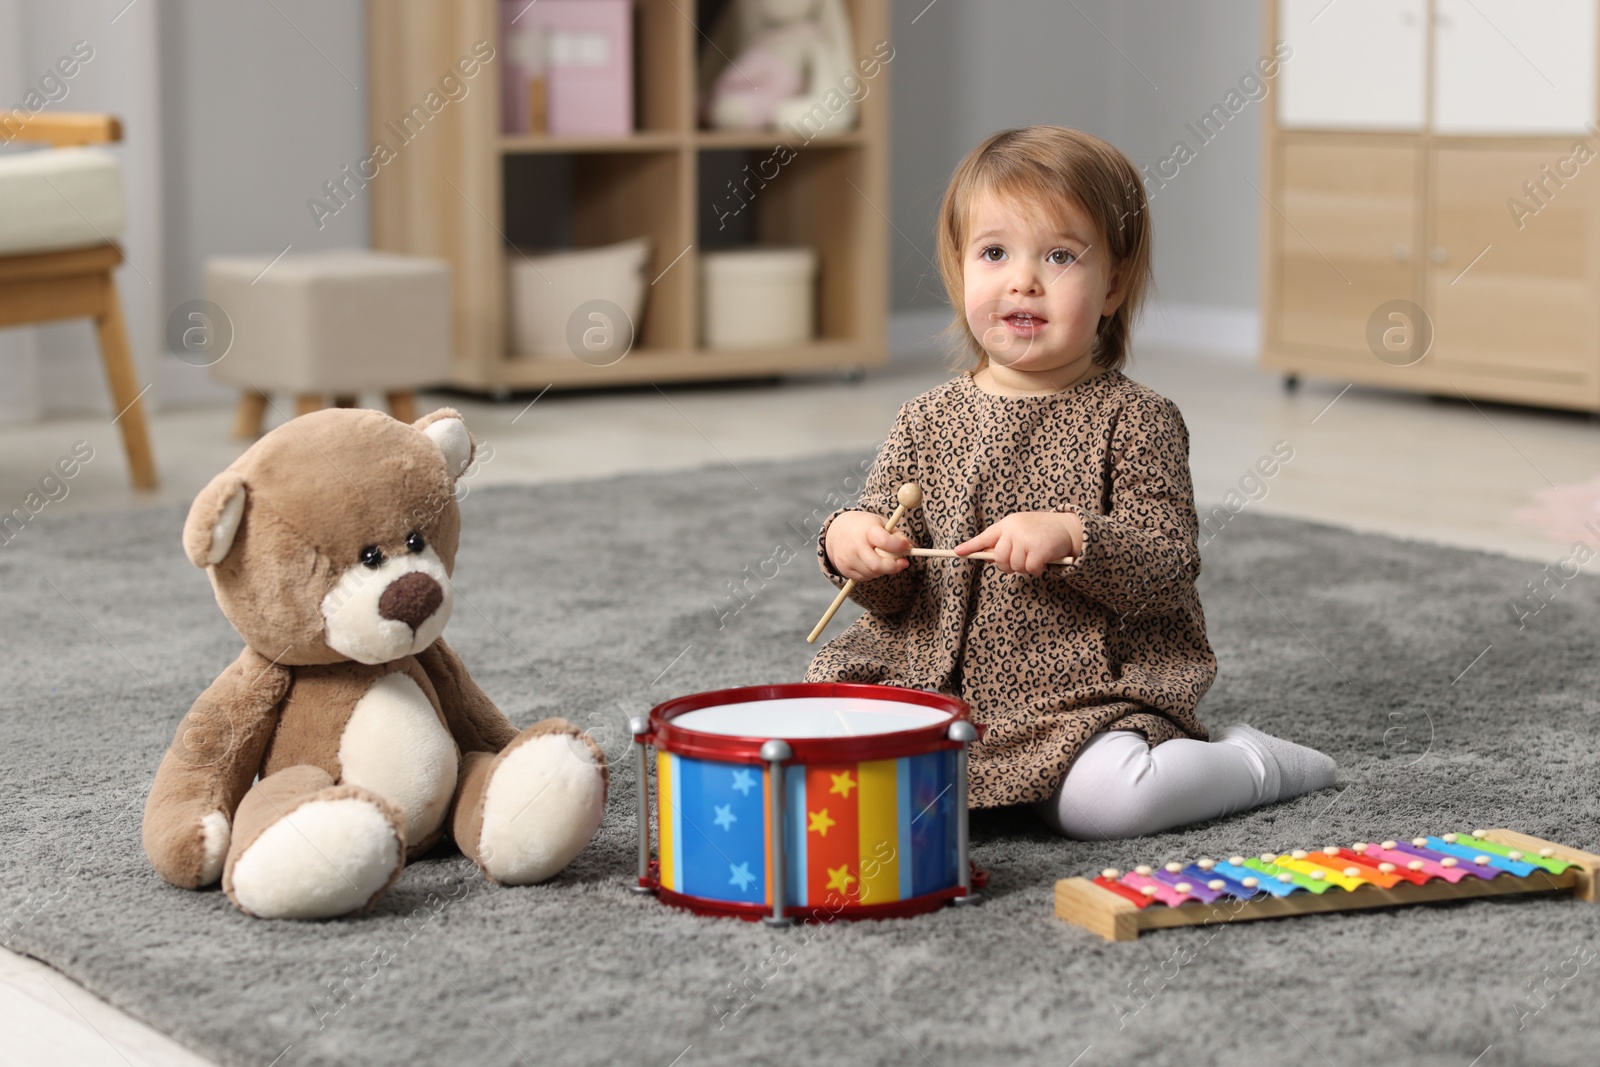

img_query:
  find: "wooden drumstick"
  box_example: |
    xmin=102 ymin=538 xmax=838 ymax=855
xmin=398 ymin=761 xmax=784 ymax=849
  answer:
xmin=909 ymin=547 xmax=1076 ymax=567
xmin=806 ymin=482 xmax=922 ymax=644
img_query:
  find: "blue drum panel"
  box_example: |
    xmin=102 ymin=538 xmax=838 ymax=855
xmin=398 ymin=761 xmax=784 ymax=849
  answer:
xmin=673 ymin=754 xmax=768 ymax=905
xmin=907 ymin=749 xmax=958 ymax=898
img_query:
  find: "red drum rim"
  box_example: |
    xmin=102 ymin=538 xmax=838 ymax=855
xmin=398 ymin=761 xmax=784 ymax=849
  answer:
xmin=645 ymin=682 xmax=977 ymax=763
xmin=649 ymin=882 xmax=971 ymax=922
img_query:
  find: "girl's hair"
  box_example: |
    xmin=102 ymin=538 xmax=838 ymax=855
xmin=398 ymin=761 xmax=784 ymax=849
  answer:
xmin=935 ymin=125 xmax=1153 ymax=372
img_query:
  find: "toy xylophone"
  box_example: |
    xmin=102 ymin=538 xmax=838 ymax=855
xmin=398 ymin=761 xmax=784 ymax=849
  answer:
xmin=1056 ymin=829 xmax=1600 ymax=941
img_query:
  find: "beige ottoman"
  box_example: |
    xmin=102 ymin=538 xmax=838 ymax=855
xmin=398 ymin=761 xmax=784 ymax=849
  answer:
xmin=205 ymin=250 xmax=451 ymax=437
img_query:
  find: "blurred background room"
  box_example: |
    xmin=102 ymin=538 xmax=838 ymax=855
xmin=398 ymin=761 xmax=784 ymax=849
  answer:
xmin=4 ymin=1 xmax=1600 ymax=1063
xmin=5 ymin=0 xmax=1595 ymax=566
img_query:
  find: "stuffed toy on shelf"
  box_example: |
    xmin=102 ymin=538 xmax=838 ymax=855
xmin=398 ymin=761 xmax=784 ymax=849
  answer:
xmin=142 ymin=407 xmax=608 ymax=920
xmin=705 ymin=0 xmax=859 ymax=135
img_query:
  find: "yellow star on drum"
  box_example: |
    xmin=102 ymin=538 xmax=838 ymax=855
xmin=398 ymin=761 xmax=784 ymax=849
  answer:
xmin=826 ymin=864 xmax=856 ymax=895
xmin=829 ymin=771 xmax=857 ymax=798
xmin=808 ymin=808 xmax=836 ymax=837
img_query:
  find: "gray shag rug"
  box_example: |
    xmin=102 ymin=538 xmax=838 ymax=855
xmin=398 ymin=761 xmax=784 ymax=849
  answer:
xmin=3 ymin=454 xmax=1599 ymax=1067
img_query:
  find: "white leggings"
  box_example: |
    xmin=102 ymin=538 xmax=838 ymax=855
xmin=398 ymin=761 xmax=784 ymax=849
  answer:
xmin=1033 ymin=729 xmax=1280 ymax=840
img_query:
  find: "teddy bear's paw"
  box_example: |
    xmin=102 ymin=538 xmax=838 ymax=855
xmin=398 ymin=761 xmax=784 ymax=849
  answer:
xmin=198 ymin=811 xmax=230 ymax=886
xmin=229 ymin=795 xmax=404 ymax=919
xmin=476 ymin=725 xmax=607 ymax=886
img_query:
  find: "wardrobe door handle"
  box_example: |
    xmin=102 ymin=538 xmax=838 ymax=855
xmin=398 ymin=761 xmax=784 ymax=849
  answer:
xmin=1430 ymin=246 xmax=1448 ymax=264
xmin=1392 ymin=244 xmax=1409 ymax=261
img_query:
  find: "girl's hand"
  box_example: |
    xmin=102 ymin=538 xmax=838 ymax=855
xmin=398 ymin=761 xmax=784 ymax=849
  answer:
xmin=824 ymin=510 xmax=912 ymax=583
xmin=955 ymin=511 xmax=1081 ymax=575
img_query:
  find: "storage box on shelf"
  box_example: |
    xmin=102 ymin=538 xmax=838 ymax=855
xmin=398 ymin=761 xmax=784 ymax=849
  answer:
xmin=701 ymin=246 xmax=818 ymax=350
xmin=508 ymin=237 xmax=651 ymax=360
xmin=366 ymin=0 xmax=889 ymax=393
xmin=699 ymin=140 xmax=870 ymax=349
xmin=500 ymin=0 xmax=634 ymax=138
xmin=1260 ymin=0 xmax=1600 ymax=412
xmin=501 ymin=148 xmax=690 ymax=361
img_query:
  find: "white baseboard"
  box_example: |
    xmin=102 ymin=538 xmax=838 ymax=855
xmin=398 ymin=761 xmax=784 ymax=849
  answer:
xmin=887 ymin=302 xmax=1261 ymax=366
xmin=0 ymin=332 xmax=40 ymax=423
xmin=0 ymin=306 xmax=1260 ymax=426
xmin=1133 ymin=303 xmax=1259 ymax=361
xmin=888 ymin=307 xmax=955 ymax=366
xmin=0 ymin=348 xmax=234 ymax=426
xmin=156 ymin=354 xmax=237 ymax=410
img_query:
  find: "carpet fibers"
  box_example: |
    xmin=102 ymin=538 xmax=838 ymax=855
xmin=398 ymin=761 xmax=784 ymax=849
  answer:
xmin=2 ymin=455 xmax=1598 ymax=1067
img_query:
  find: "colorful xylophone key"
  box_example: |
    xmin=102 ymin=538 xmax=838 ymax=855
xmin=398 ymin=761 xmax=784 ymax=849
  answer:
xmin=1055 ymin=829 xmax=1600 ymax=941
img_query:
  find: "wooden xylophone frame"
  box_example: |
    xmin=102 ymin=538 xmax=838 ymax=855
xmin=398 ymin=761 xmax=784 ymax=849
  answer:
xmin=1056 ymin=829 xmax=1600 ymax=942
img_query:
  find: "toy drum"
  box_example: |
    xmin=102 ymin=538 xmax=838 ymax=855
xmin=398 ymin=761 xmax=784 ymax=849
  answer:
xmin=628 ymin=683 xmax=986 ymax=923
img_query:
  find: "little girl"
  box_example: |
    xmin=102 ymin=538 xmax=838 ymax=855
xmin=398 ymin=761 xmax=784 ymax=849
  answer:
xmin=806 ymin=125 xmax=1337 ymax=839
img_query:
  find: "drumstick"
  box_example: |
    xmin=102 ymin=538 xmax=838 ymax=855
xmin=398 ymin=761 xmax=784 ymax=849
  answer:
xmin=806 ymin=482 xmax=922 ymax=645
xmin=908 ymin=547 xmax=1076 ymax=567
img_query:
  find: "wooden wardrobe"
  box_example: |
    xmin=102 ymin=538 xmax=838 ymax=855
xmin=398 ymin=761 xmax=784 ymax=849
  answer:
xmin=1260 ymin=0 xmax=1600 ymax=412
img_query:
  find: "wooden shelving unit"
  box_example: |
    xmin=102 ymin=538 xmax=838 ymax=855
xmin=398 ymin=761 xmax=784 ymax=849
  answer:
xmin=367 ymin=0 xmax=891 ymax=394
xmin=1259 ymin=0 xmax=1600 ymax=412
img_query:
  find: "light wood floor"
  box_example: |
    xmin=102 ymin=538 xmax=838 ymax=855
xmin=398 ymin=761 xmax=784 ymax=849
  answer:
xmin=6 ymin=351 xmax=1593 ymax=566
xmin=2 ymin=347 xmax=1597 ymax=1066
xmin=4 ymin=349 xmax=1595 ymax=561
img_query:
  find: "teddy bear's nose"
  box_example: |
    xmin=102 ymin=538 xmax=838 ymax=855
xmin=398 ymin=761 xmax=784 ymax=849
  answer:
xmin=378 ymin=572 xmax=443 ymax=631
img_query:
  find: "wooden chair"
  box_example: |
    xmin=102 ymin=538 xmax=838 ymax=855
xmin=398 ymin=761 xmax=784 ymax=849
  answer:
xmin=0 ymin=111 xmax=156 ymax=490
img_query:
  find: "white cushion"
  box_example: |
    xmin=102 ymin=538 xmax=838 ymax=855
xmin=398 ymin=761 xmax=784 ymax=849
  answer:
xmin=205 ymin=251 xmax=452 ymax=393
xmin=0 ymin=147 xmax=125 ymax=256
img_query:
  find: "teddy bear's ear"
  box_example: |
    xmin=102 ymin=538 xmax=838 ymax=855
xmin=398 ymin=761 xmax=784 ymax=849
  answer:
xmin=183 ymin=470 xmax=248 ymax=568
xmin=415 ymin=408 xmax=474 ymax=481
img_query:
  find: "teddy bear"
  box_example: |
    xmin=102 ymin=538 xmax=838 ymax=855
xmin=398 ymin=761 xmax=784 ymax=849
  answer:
xmin=142 ymin=407 xmax=608 ymax=920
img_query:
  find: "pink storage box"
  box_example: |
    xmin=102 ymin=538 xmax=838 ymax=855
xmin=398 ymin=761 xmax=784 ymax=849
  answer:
xmin=501 ymin=0 xmax=633 ymax=136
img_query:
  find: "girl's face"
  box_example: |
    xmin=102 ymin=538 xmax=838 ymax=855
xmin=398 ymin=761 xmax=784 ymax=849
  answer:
xmin=961 ymin=188 xmax=1124 ymax=383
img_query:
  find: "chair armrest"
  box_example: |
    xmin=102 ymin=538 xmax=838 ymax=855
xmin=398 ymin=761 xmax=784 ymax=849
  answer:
xmin=0 ymin=111 xmax=122 ymax=147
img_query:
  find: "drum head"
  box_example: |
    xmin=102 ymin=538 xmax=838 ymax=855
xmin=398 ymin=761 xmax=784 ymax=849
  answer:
xmin=647 ymin=683 xmax=974 ymax=762
xmin=673 ymin=696 xmax=951 ymax=739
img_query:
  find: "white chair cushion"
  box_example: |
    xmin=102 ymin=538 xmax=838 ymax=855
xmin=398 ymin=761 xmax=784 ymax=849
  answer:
xmin=0 ymin=146 xmax=126 ymax=256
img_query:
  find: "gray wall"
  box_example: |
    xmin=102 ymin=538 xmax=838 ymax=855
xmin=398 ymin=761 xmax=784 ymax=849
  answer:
xmin=0 ymin=0 xmax=368 ymax=418
xmin=887 ymin=0 xmax=1266 ymax=315
xmin=158 ymin=0 xmax=368 ymax=394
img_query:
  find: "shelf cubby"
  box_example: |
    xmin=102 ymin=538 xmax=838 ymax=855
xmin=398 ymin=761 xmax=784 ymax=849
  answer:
xmin=698 ymin=144 xmax=869 ymax=347
xmin=367 ymin=0 xmax=889 ymax=392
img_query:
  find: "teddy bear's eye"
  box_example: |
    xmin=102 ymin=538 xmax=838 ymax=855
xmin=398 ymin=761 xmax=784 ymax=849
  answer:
xmin=359 ymin=545 xmax=385 ymax=569
xmin=405 ymin=531 xmax=425 ymax=554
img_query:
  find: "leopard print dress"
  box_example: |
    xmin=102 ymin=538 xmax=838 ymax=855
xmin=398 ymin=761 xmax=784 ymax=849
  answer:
xmin=805 ymin=370 xmax=1217 ymax=808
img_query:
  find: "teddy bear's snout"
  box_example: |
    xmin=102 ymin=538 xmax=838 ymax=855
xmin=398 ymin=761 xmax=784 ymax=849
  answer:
xmin=378 ymin=572 xmax=444 ymax=631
